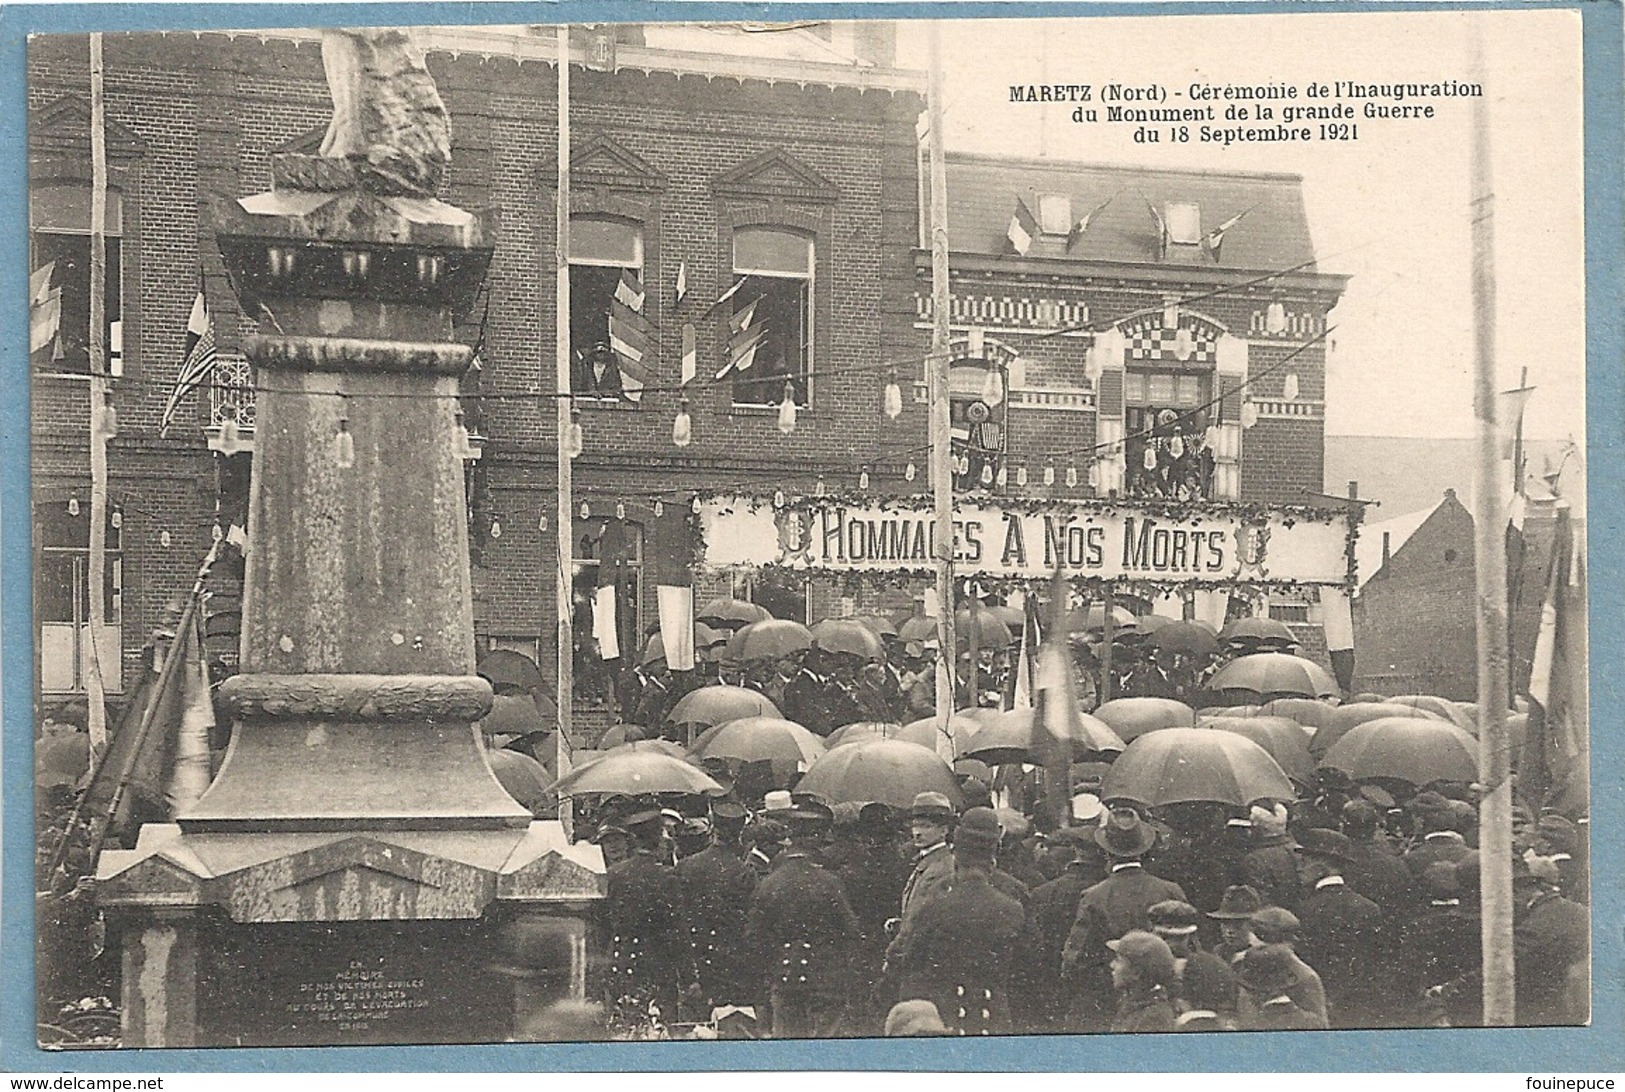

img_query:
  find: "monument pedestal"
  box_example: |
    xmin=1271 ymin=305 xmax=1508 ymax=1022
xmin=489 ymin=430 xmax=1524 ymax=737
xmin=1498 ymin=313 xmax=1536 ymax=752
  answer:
xmin=97 ymin=140 xmax=603 ymax=1047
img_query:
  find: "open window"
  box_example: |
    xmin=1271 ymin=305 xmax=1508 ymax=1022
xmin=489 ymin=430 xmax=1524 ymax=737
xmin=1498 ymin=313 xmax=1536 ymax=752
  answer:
xmin=1123 ymin=369 xmax=1216 ymax=501
xmin=30 ymin=185 xmax=122 ymax=374
xmin=728 ymin=227 xmax=812 ymax=408
xmin=568 ymin=216 xmax=647 ymax=402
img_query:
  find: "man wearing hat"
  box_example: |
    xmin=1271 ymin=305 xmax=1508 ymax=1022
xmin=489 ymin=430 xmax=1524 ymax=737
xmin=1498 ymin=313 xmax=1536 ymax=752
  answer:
xmin=1149 ymin=900 xmax=1238 ymax=1030
xmin=1403 ymin=791 xmax=1474 ymax=878
xmin=1236 ymin=944 xmax=1328 ymax=1030
xmin=896 ymin=807 xmax=1033 ymax=1036
xmin=833 ymin=802 xmax=912 ymax=1034
xmin=1294 ymin=828 xmax=1387 ymax=1028
xmin=745 ymin=791 xmax=796 ymax=878
xmin=745 ymin=794 xmax=860 ymax=1037
xmin=674 ymin=810 xmax=760 ymax=1009
xmin=895 ymin=791 xmax=958 ymax=926
xmin=1240 ymin=802 xmax=1302 ymax=912
xmin=1027 ymin=817 xmax=1108 ymax=1032
xmin=1339 ymin=799 xmax=1417 ymax=921
xmin=1207 ymin=884 xmax=1264 ymax=965
xmin=1105 ymin=930 xmax=1179 ymax=1033
xmin=618 ymin=634 xmax=674 ymax=731
xmin=1060 ymin=807 xmax=1187 ymax=1032
xmin=602 ymin=807 xmax=697 ymax=1027
xmin=1511 ymin=851 xmax=1589 ymax=1026
xmin=1243 ymin=906 xmax=1328 ymax=1027
xmin=1400 ymin=859 xmax=1482 ymax=1027
xmin=1533 ymin=813 xmax=1588 ymax=905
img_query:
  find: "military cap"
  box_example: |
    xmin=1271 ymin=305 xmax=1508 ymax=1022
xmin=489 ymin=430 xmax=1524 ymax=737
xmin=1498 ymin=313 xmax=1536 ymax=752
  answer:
xmin=789 ymin=792 xmax=835 ymax=825
xmin=911 ymin=791 xmax=956 ymax=822
xmin=622 ymin=807 xmax=665 ymax=831
xmin=1298 ymin=828 xmax=1356 ymax=864
xmin=1249 ymin=906 xmax=1302 ymax=942
xmin=1147 ymin=900 xmax=1203 ymax=937
xmin=712 ymin=800 xmax=748 ymax=823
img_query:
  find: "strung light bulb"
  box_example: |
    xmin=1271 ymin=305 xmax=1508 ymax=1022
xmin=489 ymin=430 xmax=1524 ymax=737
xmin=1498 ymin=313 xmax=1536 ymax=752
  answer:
xmin=883 ymin=376 xmax=903 ymax=419
xmin=581 ymin=501 xmax=593 ymax=519
xmin=1043 ymin=463 xmax=1056 ymax=487
xmin=1241 ymin=400 xmax=1259 ymax=429
xmin=773 ymin=489 xmax=787 ymax=508
xmin=777 ymin=384 xmax=798 ymax=435
xmin=537 ymin=512 xmax=549 ymax=533
xmin=110 ymin=506 xmax=123 ymax=530
xmin=980 ymin=366 xmax=1005 ymax=408
xmin=68 ymin=492 xmax=80 ymax=517
xmin=1087 ymin=460 xmax=1101 ymax=489
xmin=1265 ymin=301 xmax=1288 ymax=335
xmin=159 ymin=528 xmax=172 ymax=548
xmin=455 ymin=409 xmax=473 ymax=459
xmin=490 ymin=517 xmax=503 ymax=540
xmin=1015 ymin=465 xmax=1028 ymax=487
xmin=995 ymin=465 xmax=1008 ymax=489
xmin=980 ymin=462 xmax=994 ymax=487
xmin=615 ymin=501 xmax=626 ymax=521
xmin=99 ymin=393 xmax=119 ymax=438
xmin=1084 ymin=344 xmax=1103 ymax=385
xmin=1173 ymin=326 xmax=1195 ymax=362
xmin=815 ymin=476 xmax=827 ymax=497
xmin=904 ymin=461 xmax=917 ymax=483
xmin=334 ymin=407 xmax=356 ymax=469
xmin=1065 ymin=464 xmax=1079 ymax=488
xmin=859 ymin=469 xmax=870 ymax=490
xmin=691 ymin=495 xmax=702 ymax=514
xmin=654 ymin=500 xmax=664 ymax=518
xmin=672 ymin=398 xmax=693 ymax=448
xmin=1169 ymin=434 xmax=1185 ymax=460
xmin=1282 ymin=372 xmax=1300 ymax=401
xmin=565 ymin=410 xmax=584 ymax=460
xmin=218 ymin=414 xmax=241 ymax=454
xmin=1144 ymin=445 xmax=1158 ymax=471
xmin=1114 ymin=447 xmax=1128 ymax=472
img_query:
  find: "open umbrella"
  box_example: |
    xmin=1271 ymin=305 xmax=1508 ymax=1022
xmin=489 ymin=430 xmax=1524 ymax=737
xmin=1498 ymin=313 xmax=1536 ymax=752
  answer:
xmin=897 ymin=709 xmax=1001 ymax=755
xmin=1148 ymin=621 xmax=1221 ymax=657
xmin=1201 ymin=715 xmax=1316 ymax=785
xmin=486 ymin=748 xmax=554 ymax=814
xmin=955 ymin=606 xmax=1014 ymax=651
xmin=729 ymin=618 xmax=815 ymax=662
xmin=552 ymin=749 xmax=725 ymax=797
xmin=1219 ymin=617 xmax=1297 ymax=647
xmin=1309 ymin=701 xmax=1442 ymax=756
xmin=668 ymin=685 xmax=782 ymax=729
xmin=1101 ymin=727 xmax=1296 ymax=808
xmin=850 ymin=614 xmax=899 ymax=641
xmin=811 ymin=618 xmax=886 ymax=661
xmin=481 ymin=693 xmax=550 ymax=741
xmin=825 ymin=721 xmax=907 ymax=748
xmin=1093 ymin=697 xmax=1197 ymax=743
xmin=1209 ymin=653 xmax=1339 ymax=700
xmin=986 ymin=604 xmax=1027 ymax=632
xmin=961 ymin=706 xmax=1125 ymax=766
xmin=1257 ymin=698 xmax=1339 ymax=733
xmin=477 ymin=649 xmax=547 ymax=693
xmin=1197 ymin=704 xmax=1261 ymax=717
xmin=1319 ymin=716 xmax=1479 ymax=787
xmin=598 ymin=739 xmax=689 ymax=759
xmin=697 ymin=597 xmax=773 ymax=630
xmin=36 ymin=724 xmax=90 ymax=790
xmin=795 ymin=739 xmax=964 ymax=810
xmin=896 ymin=612 xmax=939 ymax=646
xmin=1069 ymin=605 xmax=1137 ymax=636
xmin=1382 ymin=695 xmax=1476 ymax=730
xmin=689 ymin=715 xmax=827 ymax=770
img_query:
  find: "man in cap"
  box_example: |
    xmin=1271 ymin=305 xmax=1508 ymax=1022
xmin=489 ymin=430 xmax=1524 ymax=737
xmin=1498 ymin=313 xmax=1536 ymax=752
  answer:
xmin=1149 ymin=899 xmax=1238 ymax=1030
xmin=1338 ymin=799 xmax=1417 ymax=921
xmin=1060 ymin=807 xmax=1187 ymax=1032
xmin=602 ymin=807 xmax=697 ymax=1028
xmin=1400 ymin=858 xmax=1482 ymax=1027
xmin=1240 ymin=802 xmax=1302 ymax=912
xmin=1243 ymin=906 xmax=1328 ymax=1027
xmin=1027 ymin=811 xmax=1108 ymax=1032
xmin=1236 ymin=944 xmax=1328 ymax=1030
xmin=896 ymin=808 xmax=1033 ymax=1035
xmin=745 ymin=794 xmax=860 ymax=1037
xmin=1533 ymin=813 xmax=1588 ymax=905
xmin=1207 ymin=884 xmax=1264 ymax=965
xmin=674 ymin=810 xmax=760 ymax=1009
xmin=894 ymin=791 xmax=958 ymax=927
xmin=1294 ymin=828 xmax=1387 ymax=1028
xmin=1106 ymin=930 xmax=1179 ymax=1033
xmin=1512 ymin=851 xmax=1589 ymax=1026
xmin=1403 ymin=791 xmax=1474 ymax=878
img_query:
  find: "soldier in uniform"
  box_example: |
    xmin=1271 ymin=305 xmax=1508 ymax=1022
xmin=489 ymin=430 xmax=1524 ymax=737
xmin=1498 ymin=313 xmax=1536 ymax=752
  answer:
xmin=601 ymin=808 xmax=696 ymax=1031
xmin=674 ymin=813 xmax=760 ymax=1010
xmin=1106 ymin=930 xmax=1180 ymax=1033
xmin=832 ymin=803 xmax=910 ymax=1035
xmin=1061 ymin=808 xmax=1187 ymax=1031
xmin=745 ymin=795 xmax=860 ymax=1038
xmin=896 ymin=808 xmax=1033 ymax=1036
xmin=1293 ymin=828 xmax=1388 ymax=1028
xmin=618 ymin=635 xmax=675 ymax=733
xmin=1028 ymin=822 xmax=1107 ymax=1032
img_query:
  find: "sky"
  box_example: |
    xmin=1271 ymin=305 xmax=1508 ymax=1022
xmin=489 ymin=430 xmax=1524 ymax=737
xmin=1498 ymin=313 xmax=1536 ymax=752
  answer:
xmin=894 ymin=10 xmax=1587 ymax=444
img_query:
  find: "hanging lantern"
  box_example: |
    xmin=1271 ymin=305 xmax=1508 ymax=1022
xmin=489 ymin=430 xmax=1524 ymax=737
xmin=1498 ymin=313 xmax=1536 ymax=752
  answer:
xmin=1282 ymin=372 xmax=1300 ymax=401
xmin=159 ymin=528 xmax=172 ymax=548
xmin=1169 ymin=434 xmax=1185 ymax=460
xmin=1087 ymin=460 xmax=1100 ymax=489
xmin=1143 ymin=445 xmax=1158 ymax=471
xmin=218 ymin=414 xmax=241 ymax=455
xmin=672 ymin=398 xmax=693 ymax=448
xmin=1204 ymin=423 xmax=1221 ymax=451
xmin=980 ymin=366 xmax=1005 ymax=408
xmin=68 ymin=492 xmax=80 ymax=517
xmin=1015 ymin=464 xmax=1028 ymax=487
xmin=537 ymin=512 xmax=549 ymax=533
xmin=773 ymin=489 xmax=786 ymax=508
xmin=777 ymin=384 xmax=798 ymax=435
xmin=212 ymin=521 xmax=224 ymax=543
xmin=904 ymin=461 xmax=917 ymax=483
xmin=691 ymin=496 xmax=701 ymax=514
xmin=814 ymin=477 xmax=827 ymax=498
xmin=883 ymin=377 xmax=903 ymax=419
xmin=653 ymin=500 xmax=663 ymax=518
xmin=1114 ymin=448 xmax=1128 ymax=472
xmin=615 ymin=501 xmax=626 ymax=521
xmin=1043 ymin=463 xmax=1056 ymax=487
xmin=580 ymin=501 xmax=592 ymax=520
xmin=1265 ymin=301 xmax=1288 ymax=335
xmin=995 ymin=464 xmax=1008 ymax=488
xmin=859 ymin=469 xmax=871 ymax=490
xmin=1173 ymin=326 xmax=1195 ymax=362
xmin=334 ymin=412 xmax=357 ymax=469
xmin=1084 ymin=343 xmax=1103 ymax=385
xmin=565 ymin=410 xmax=584 ymax=460
xmin=1241 ymin=400 xmax=1259 ymax=429
xmin=110 ymin=505 xmax=123 ymax=530
xmin=490 ymin=517 xmax=502 ymax=540
xmin=455 ymin=410 xmax=474 ymax=460
xmin=99 ymin=393 xmax=119 ymax=438
xmin=979 ymin=462 xmax=994 ymax=486
xmin=1065 ymin=464 xmax=1079 ymax=488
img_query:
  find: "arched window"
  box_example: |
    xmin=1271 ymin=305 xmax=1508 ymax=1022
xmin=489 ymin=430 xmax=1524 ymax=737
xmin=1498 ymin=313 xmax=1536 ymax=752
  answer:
xmin=728 ymin=227 xmax=813 ymax=408
xmin=568 ymin=216 xmax=646 ymax=401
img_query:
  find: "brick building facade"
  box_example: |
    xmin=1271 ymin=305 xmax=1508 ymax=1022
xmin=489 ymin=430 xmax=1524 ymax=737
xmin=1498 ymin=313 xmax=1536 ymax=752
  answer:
xmin=28 ymin=24 xmax=1347 ymax=720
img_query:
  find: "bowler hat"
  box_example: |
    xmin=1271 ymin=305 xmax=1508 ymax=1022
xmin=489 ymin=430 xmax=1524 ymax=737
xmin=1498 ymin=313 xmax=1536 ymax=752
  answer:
xmin=1095 ymin=807 xmax=1157 ymax=858
xmin=1106 ymin=930 xmax=1178 ymax=982
xmin=954 ymin=807 xmax=1003 ymax=854
xmin=1209 ymin=885 xmax=1264 ymax=920
xmin=911 ymin=791 xmax=956 ymax=822
xmin=1238 ymin=944 xmax=1300 ymax=997
xmin=1298 ymin=828 xmax=1356 ymax=864
xmin=1249 ymin=906 xmax=1301 ymax=942
xmin=1148 ymin=900 xmax=1203 ymax=937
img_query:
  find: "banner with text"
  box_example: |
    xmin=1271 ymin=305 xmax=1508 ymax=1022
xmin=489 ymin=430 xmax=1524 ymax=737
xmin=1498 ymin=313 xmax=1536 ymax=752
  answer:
xmin=697 ymin=496 xmax=1355 ymax=587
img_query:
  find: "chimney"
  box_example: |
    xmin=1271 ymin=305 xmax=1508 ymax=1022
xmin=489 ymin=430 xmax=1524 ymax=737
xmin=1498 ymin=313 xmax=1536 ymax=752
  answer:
xmin=1381 ymin=531 xmax=1391 ymax=570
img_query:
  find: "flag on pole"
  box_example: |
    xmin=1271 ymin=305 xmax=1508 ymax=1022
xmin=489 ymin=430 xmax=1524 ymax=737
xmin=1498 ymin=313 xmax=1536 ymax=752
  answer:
xmin=675 ymin=261 xmax=688 ymax=307
xmin=1144 ymin=194 xmax=1169 ymax=251
xmin=1203 ymin=204 xmax=1257 ymax=262
xmin=1520 ymin=502 xmax=1586 ymax=809
xmin=1065 ymin=191 xmax=1118 ymax=251
xmin=1006 ymin=197 xmax=1039 ymax=256
xmin=1011 ymin=597 xmax=1040 ymax=710
xmin=653 ymin=502 xmax=695 ymax=672
xmin=30 ymin=262 xmax=62 ymax=356
xmin=1033 ymin=569 xmax=1078 ymax=829
xmin=165 ymin=610 xmax=216 ymax=812
xmin=161 ymin=292 xmax=219 ymax=436
xmin=703 ymin=276 xmax=748 ymax=317
xmin=680 ymin=323 xmax=697 ymax=386
xmin=608 ymin=269 xmax=654 ymax=402
xmin=717 ymin=296 xmax=766 ymax=379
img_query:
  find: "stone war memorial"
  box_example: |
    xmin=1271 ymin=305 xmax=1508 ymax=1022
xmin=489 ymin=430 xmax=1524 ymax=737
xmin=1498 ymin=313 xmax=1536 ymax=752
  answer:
xmin=93 ymin=28 xmax=607 ymax=1048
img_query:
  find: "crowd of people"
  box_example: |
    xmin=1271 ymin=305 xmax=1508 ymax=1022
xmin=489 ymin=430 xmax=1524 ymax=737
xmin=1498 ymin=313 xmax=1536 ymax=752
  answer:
xmin=585 ymin=777 xmax=1590 ymax=1038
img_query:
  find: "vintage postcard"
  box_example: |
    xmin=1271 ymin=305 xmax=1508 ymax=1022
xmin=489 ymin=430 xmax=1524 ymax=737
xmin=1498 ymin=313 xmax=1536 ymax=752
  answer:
xmin=10 ymin=1 xmax=1615 ymax=1072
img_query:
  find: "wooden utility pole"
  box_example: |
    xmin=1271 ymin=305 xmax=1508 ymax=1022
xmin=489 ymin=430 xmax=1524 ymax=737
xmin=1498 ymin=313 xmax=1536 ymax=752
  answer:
xmin=926 ymin=23 xmax=957 ymax=759
xmin=554 ymin=27 xmax=575 ymax=807
xmin=1468 ymin=24 xmax=1515 ymax=1027
xmin=86 ymin=32 xmax=109 ymax=754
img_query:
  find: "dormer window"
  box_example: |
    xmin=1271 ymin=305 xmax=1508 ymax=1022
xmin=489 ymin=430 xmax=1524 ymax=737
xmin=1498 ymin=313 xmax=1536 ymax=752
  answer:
xmin=1038 ymin=193 xmax=1072 ymax=235
xmin=1165 ymin=202 xmax=1202 ymax=245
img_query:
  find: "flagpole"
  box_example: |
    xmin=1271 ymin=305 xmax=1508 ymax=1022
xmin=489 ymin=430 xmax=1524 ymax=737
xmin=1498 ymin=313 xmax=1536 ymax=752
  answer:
xmin=1467 ymin=24 xmax=1515 ymax=1028
xmin=926 ymin=22 xmax=958 ymax=758
xmin=86 ymin=32 xmax=110 ymax=755
xmin=554 ymin=25 xmax=575 ymax=829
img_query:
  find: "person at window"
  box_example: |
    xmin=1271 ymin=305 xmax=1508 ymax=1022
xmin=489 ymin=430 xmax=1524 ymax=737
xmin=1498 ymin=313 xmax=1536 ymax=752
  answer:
xmin=573 ymin=341 xmax=624 ymax=399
